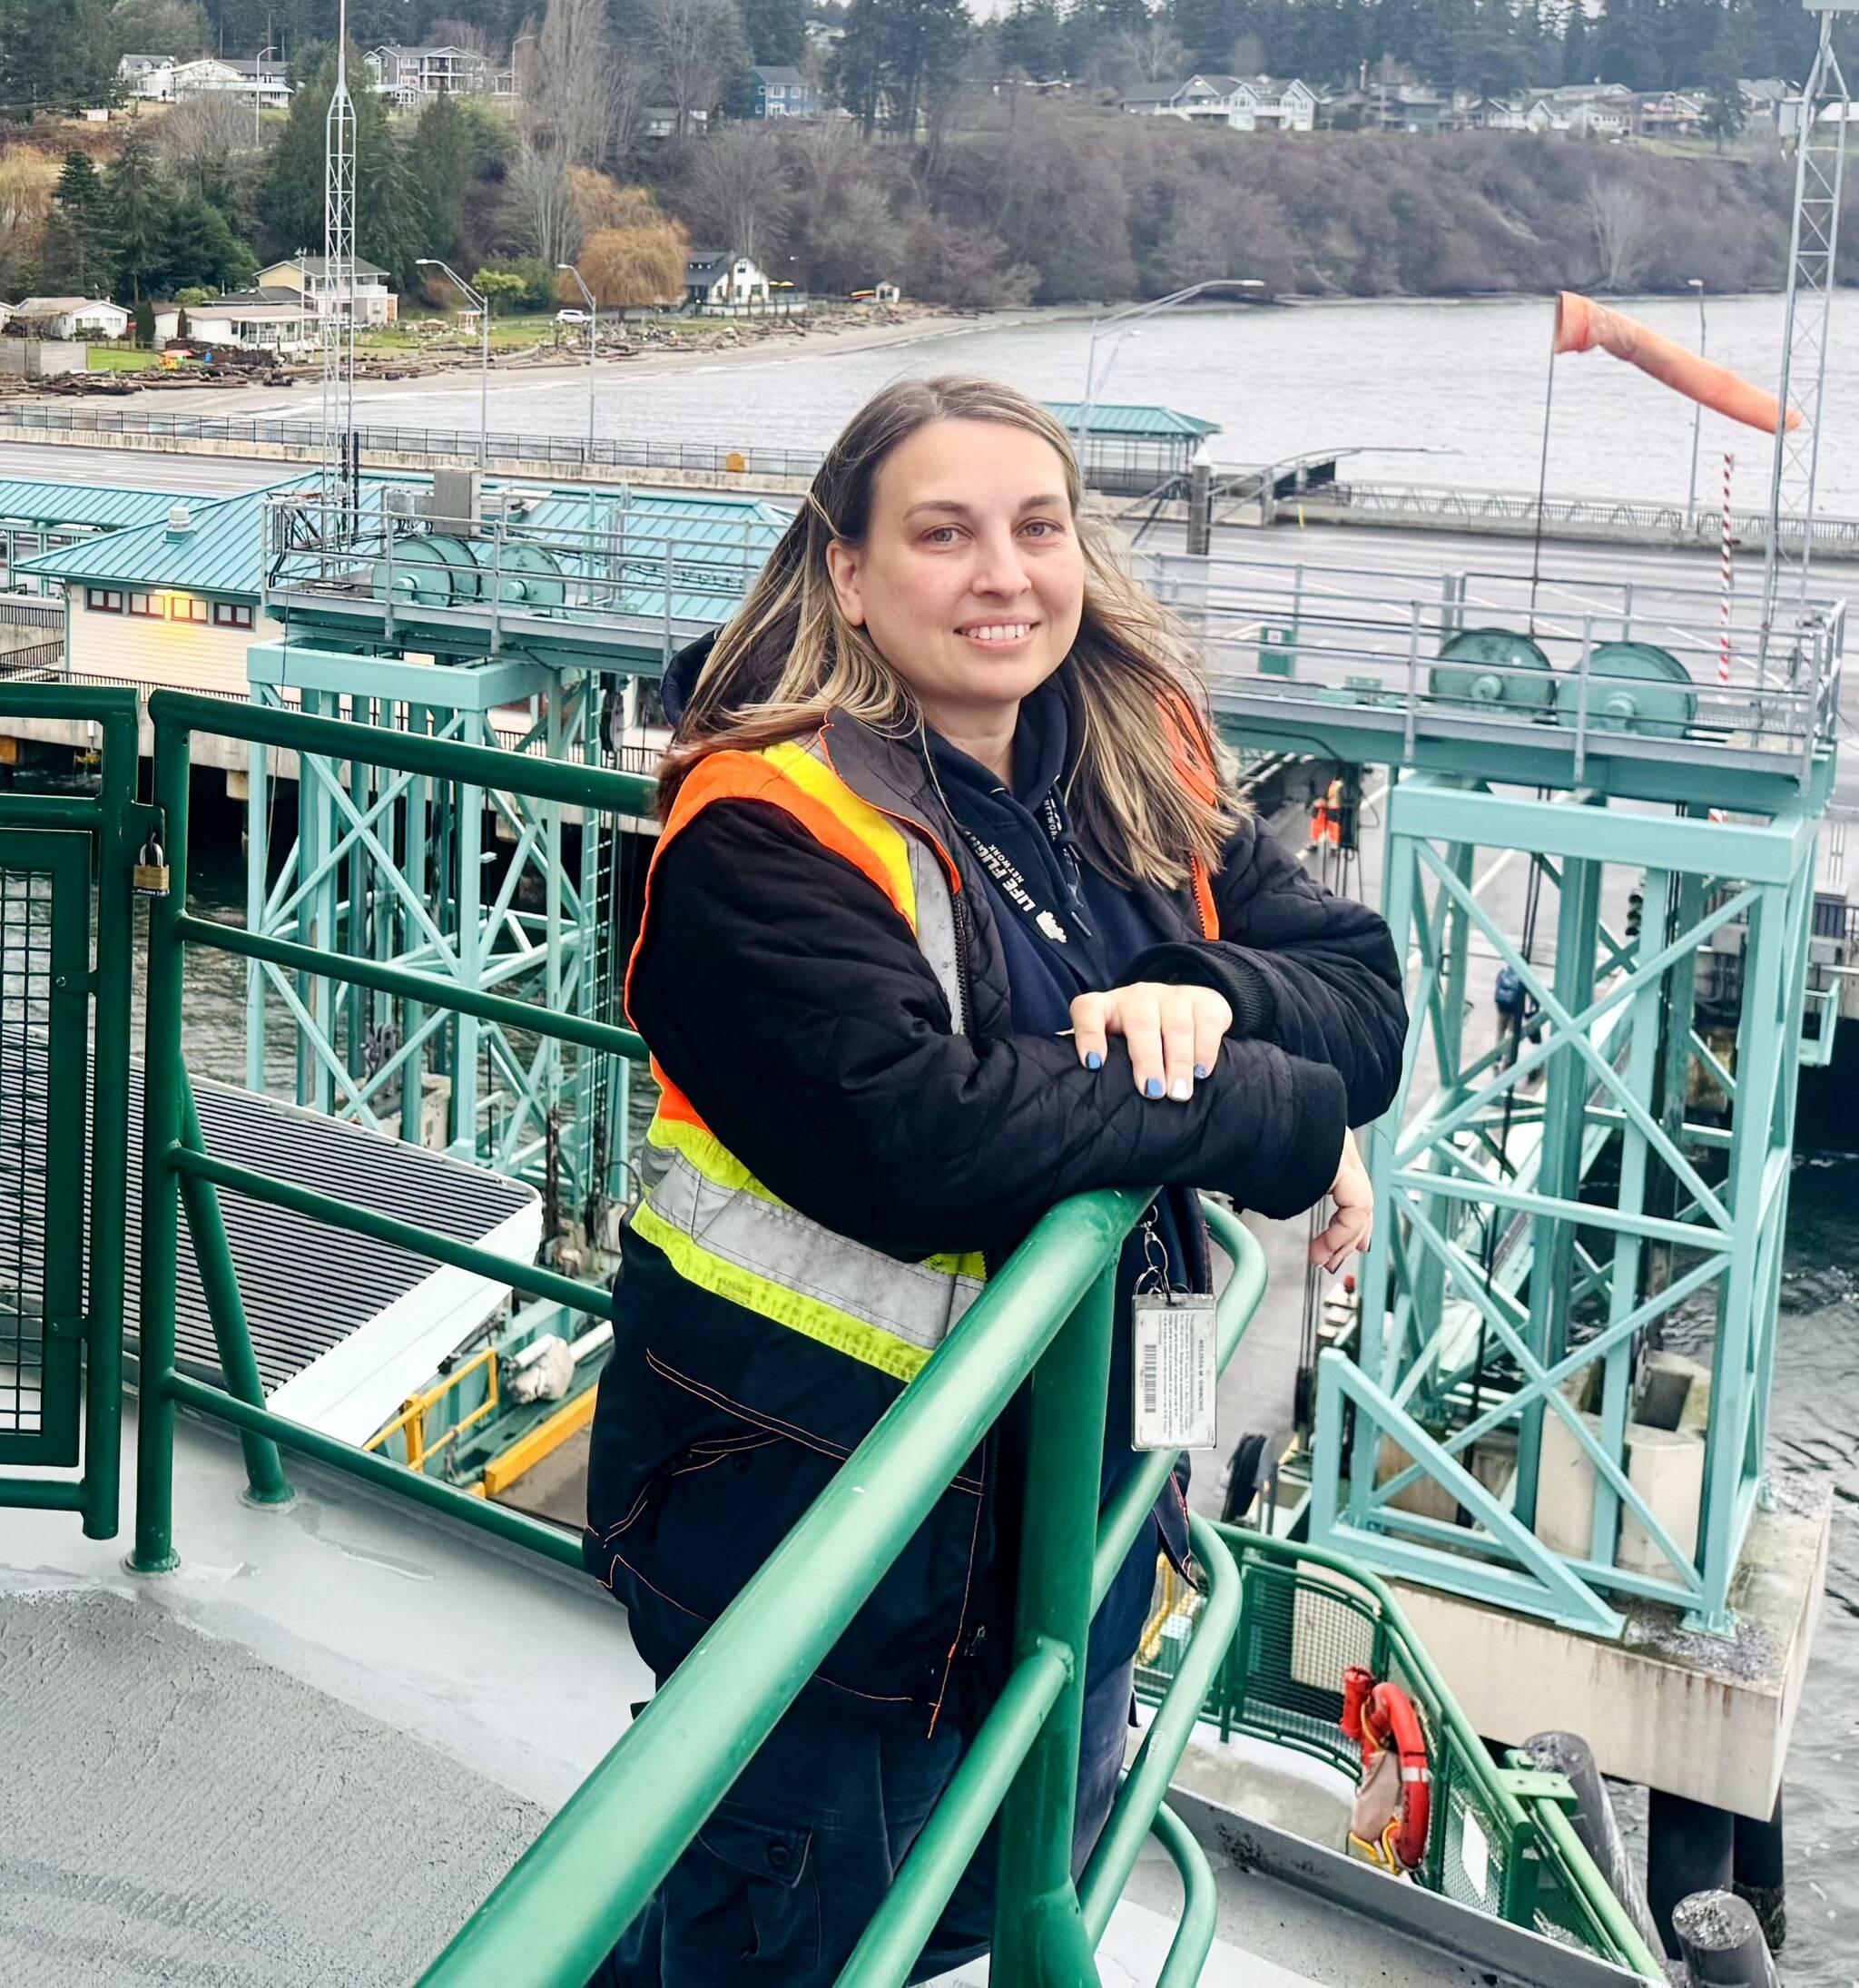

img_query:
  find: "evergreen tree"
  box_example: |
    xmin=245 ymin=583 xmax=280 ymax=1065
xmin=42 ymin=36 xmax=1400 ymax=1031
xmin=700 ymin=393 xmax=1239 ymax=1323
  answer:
xmin=35 ymin=152 xmax=112 ymax=295
xmin=739 ymin=0 xmax=807 ymax=64
xmin=260 ymin=53 xmax=422 ymax=282
xmin=409 ymin=91 xmax=476 ymax=263
xmin=155 ymin=195 xmax=258 ymax=295
xmin=0 ymin=0 xmax=113 ymax=114
xmin=103 ymin=136 xmax=174 ymax=301
xmin=998 ymin=0 xmax=1067 ymax=76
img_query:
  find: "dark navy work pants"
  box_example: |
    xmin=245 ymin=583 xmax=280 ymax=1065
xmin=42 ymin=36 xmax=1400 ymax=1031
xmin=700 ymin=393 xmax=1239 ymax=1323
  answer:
xmin=588 ymin=1651 xmax=1136 ymax=1987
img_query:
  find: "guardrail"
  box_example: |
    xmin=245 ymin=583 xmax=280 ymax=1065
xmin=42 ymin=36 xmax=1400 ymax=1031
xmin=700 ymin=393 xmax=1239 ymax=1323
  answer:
xmin=1142 ymin=1529 xmax=1664 ymax=1976
xmin=1290 ymin=478 xmax=1859 ymax=556
xmin=129 ymin=687 xmax=1272 ymax=1983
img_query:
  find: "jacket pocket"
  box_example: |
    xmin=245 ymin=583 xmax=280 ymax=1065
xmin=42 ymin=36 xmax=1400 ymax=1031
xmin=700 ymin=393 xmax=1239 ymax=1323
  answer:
xmin=688 ymin=1804 xmax=820 ymax=1967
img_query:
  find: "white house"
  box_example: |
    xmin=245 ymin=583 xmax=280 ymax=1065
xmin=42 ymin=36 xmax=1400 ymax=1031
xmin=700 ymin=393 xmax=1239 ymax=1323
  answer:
xmin=1121 ymin=74 xmax=1317 ymax=133
xmin=258 ymin=255 xmax=398 ymax=327
xmin=365 ymin=44 xmax=488 ymax=103
xmin=118 ymin=53 xmax=176 ymax=100
xmin=684 ymin=251 xmax=772 ymax=310
xmin=155 ymin=291 xmax=316 ymax=354
xmin=12 ymin=297 xmax=129 ymax=340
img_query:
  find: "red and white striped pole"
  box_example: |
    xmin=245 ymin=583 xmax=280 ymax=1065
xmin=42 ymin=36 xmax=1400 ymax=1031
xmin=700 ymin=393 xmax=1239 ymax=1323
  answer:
xmin=1719 ymin=451 xmax=1735 ymax=686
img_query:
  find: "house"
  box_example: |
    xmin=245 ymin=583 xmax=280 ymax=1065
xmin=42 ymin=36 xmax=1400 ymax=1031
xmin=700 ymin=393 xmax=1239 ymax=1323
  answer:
xmin=258 ymin=256 xmax=398 ymax=327
xmin=1525 ymin=84 xmax=1637 ymax=138
xmin=684 ymin=251 xmax=772 ymax=310
xmin=752 ymin=65 xmax=817 ymax=118
xmin=1637 ymin=89 xmax=1706 ymax=135
xmin=1463 ymin=93 xmax=1528 ymax=131
xmin=1228 ymin=76 xmax=1319 ymax=132
xmin=1121 ymin=74 xmax=1243 ymax=123
xmin=365 ymin=44 xmax=488 ymax=103
xmin=1121 ymin=73 xmax=1318 ymax=132
xmin=154 ymin=290 xmax=316 ymax=354
xmin=643 ymin=104 xmax=711 ymax=139
xmin=12 ymin=298 xmax=130 ymax=340
xmin=1738 ymin=78 xmax=1791 ymax=125
xmin=118 ymin=53 xmax=177 ymax=101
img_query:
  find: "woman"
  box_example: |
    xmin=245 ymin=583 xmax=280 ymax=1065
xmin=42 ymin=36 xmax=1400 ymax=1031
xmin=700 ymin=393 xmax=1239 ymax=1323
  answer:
xmin=585 ymin=376 xmax=1404 ymax=1984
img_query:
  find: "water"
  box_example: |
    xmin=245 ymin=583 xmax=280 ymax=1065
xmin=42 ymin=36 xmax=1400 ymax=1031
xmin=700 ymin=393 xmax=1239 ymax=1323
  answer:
xmin=202 ymin=296 xmax=1859 ymax=1974
xmin=333 ymin=291 xmax=1859 ymax=513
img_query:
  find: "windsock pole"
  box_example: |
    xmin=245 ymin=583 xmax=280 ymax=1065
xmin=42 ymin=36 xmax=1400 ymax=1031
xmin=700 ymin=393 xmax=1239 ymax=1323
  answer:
xmin=1720 ymin=452 xmax=1735 ymax=687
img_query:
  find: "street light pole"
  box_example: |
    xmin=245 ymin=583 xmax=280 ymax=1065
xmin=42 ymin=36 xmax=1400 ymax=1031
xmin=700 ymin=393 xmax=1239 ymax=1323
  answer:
xmin=1077 ymin=276 xmax=1264 ymax=458
xmin=417 ymin=257 xmax=489 ymax=472
xmin=559 ymin=261 xmax=597 ymax=459
xmin=1686 ymin=277 xmax=1707 ymax=535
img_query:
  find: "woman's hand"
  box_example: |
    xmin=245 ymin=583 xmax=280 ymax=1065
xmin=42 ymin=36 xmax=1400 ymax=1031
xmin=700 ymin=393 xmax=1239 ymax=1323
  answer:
xmin=1069 ymin=982 xmax=1234 ymax=1100
xmin=1309 ymin=1128 xmax=1373 ymax=1273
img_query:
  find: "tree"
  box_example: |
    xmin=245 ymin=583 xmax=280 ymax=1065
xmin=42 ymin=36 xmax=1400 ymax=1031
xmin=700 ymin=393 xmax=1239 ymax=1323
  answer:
xmin=155 ymin=92 xmax=260 ymax=199
xmin=647 ymin=0 xmax=752 ymax=140
xmin=0 ymin=0 xmax=114 ymax=114
xmin=154 ymin=192 xmax=256 ymax=293
xmin=578 ymin=206 xmax=690 ymax=309
xmin=684 ymin=123 xmax=791 ymax=264
xmin=471 ymin=266 xmax=530 ymax=309
xmin=105 ymin=0 xmax=211 ymax=54
xmin=1587 ymin=176 xmax=1648 ymax=290
xmin=831 ymin=0 xmax=969 ymax=138
xmin=104 ymin=134 xmax=173 ymax=301
xmin=34 ymin=151 xmax=112 ymax=295
xmin=739 ymin=0 xmax=805 ymax=64
xmin=505 ymin=139 xmax=582 ymax=267
xmin=526 ymin=0 xmax=627 ymax=165
xmin=408 ymin=90 xmax=477 ymax=262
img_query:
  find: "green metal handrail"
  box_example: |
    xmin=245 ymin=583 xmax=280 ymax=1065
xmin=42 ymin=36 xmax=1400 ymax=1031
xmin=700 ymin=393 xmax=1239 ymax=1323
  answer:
xmin=0 ymin=684 xmax=141 ymax=1539
xmin=128 ymin=691 xmax=1271 ymax=1983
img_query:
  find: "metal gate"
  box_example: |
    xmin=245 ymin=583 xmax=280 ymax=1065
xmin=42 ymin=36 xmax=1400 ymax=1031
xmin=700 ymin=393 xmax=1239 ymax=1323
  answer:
xmin=0 ymin=685 xmax=142 ymax=1536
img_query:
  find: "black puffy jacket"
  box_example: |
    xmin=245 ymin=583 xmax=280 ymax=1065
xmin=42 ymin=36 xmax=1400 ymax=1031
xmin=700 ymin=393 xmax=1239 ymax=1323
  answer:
xmin=585 ymin=681 xmax=1405 ymax=1731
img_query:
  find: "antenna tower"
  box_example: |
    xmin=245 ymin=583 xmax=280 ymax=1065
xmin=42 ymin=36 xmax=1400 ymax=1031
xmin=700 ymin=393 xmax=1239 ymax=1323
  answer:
xmin=1762 ymin=8 xmax=1850 ymax=644
xmin=320 ymin=0 xmax=358 ymax=524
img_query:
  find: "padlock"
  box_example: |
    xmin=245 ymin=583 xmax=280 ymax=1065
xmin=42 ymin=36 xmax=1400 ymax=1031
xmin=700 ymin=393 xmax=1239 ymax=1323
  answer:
xmin=133 ymin=838 xmax=171 ymax=898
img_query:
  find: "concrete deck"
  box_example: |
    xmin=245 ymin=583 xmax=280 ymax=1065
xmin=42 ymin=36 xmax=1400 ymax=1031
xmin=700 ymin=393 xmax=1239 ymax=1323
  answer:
xmin=0 ymin=1400 xmax=1638 ymax=1986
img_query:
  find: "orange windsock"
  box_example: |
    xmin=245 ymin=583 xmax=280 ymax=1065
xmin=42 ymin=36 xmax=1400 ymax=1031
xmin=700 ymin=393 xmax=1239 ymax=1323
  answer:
xmin=1553 ymin=291 xmax=1800 ymax=436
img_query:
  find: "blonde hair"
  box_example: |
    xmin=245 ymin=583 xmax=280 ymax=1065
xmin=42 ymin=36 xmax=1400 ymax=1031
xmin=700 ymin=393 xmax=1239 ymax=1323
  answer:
xmin=663 ymin=374 xmax=1239 ymax=890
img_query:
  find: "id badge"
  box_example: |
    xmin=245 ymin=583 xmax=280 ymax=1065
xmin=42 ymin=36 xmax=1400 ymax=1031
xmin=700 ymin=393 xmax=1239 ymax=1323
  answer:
xmin=1131 ymin=1293 xmax=1218 ymax=1451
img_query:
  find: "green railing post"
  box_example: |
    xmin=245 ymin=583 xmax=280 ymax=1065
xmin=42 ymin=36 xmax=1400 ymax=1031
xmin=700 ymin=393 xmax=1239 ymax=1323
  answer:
xmin=130 ymin=715 xmax=192 ymax=1575
xmin=991 ymin=1258 xmax=1117 ymax=1984
xmin=177 ymin=1078 xmax=294 ymax=1508
xmin=80 ymin=698 xmax=140 ymax=1540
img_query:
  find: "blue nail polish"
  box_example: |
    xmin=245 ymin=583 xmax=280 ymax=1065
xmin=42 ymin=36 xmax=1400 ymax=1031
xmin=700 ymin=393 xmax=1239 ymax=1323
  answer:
xmin=1193 ymin=1063 xmax=1209 ymax=1080
xmin=1086 ymin=1050 xmax=1102 ymax=1070
xmin=1145 ymin=1078 xmax=1164 ymax=1098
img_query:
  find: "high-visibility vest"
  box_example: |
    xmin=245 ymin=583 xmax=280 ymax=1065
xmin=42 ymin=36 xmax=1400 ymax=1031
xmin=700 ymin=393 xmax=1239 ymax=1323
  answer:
xmin=625 ymin=728 xmax=1217 ymax=1385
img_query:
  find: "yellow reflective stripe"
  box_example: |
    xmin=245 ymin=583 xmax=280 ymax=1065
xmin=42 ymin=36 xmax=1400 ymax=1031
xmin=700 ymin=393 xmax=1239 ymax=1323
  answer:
xmin=646 ymin=1115 xmax=781 ymax=1202
xmin=647 ymin=1113 xmax=989 ymax=1284
xmin=632 ymin=1203 xmax=931 ymax=1384
xmin=761 ymin=738 xmax=917 ymax=928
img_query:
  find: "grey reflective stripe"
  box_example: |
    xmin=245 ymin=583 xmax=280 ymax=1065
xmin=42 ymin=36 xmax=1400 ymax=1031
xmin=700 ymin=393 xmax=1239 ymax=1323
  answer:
xmin=797 ymin=731 xmax=965 ymax=1036
xmin=645 ymin=1147 xmax=983 ymax=1353
xmin=907 ymin=833 xmax=964 ymax=1035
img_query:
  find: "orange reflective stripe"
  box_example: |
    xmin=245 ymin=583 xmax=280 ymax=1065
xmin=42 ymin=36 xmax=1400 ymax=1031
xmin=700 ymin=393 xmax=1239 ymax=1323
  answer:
xmin=625 ymin=741 xmax=915 ymax=1027
xmin=1190 ymin=855 xmax=1217 ymax=940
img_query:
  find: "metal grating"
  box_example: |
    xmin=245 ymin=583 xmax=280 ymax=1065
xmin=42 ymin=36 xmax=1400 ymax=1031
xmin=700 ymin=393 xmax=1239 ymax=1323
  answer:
xmin=0 ymin=866 xmax=53 ymax=1441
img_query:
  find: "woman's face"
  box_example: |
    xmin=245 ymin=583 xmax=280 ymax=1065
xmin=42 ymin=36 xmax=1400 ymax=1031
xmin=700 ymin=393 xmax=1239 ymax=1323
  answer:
xmin=824 ymin=418 xmax=1087 ymax=732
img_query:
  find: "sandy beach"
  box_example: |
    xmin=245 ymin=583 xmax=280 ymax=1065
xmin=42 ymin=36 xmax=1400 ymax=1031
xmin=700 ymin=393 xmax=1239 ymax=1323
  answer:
xmin=51 ymin=303 xmax=1096 ymax=419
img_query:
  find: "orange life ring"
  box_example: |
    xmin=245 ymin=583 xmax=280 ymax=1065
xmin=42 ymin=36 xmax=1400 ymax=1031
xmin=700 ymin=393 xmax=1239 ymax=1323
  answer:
xmin=1341 ymin=1664 xmax=1431 ymax=1871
